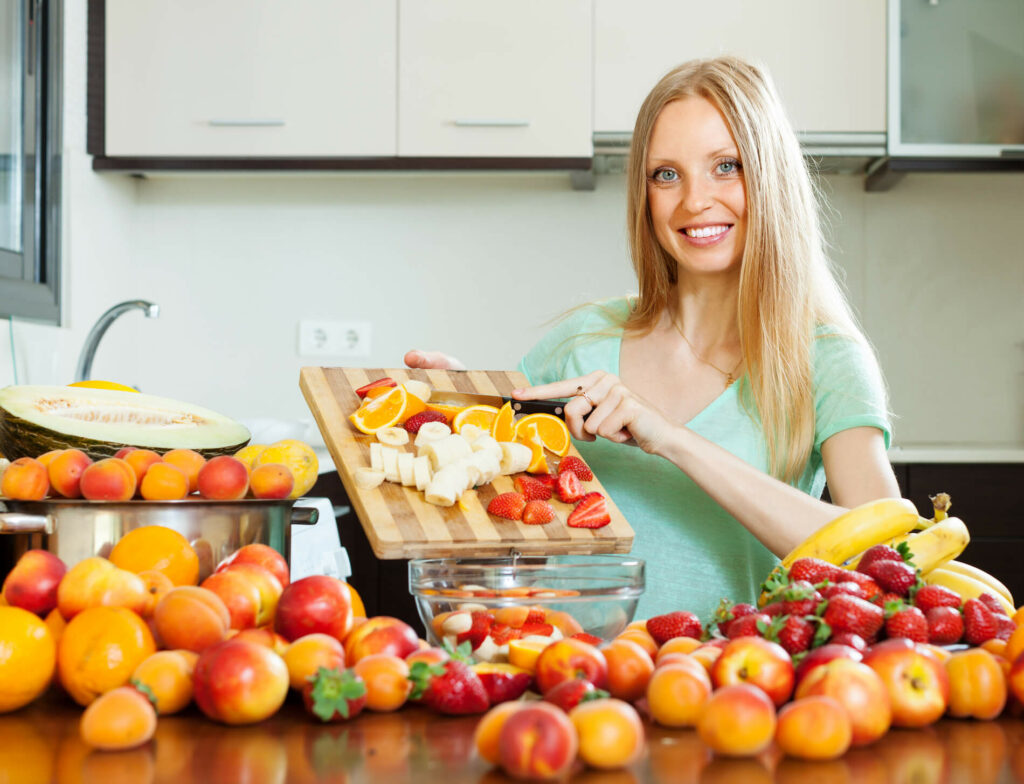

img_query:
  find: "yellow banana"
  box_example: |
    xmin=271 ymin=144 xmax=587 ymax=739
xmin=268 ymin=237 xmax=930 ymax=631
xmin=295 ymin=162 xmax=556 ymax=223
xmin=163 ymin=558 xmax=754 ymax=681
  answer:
xmin=923 ymin=567 xmax=1015 ymax=616
xmin=781 ymin=497 xmax=920 ymax=570
xmin=938 ymin=559 xmax=1014 ymax=609
xmin=887 ymin=517 xmax=970 ymax=574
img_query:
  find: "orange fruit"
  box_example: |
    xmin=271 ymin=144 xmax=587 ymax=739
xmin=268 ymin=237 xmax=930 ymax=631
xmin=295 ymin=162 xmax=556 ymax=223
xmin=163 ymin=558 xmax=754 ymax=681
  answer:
xmin=490 ymin=401 xmax=516 ymax=442
xmin=507 ymin=638 xmax=549 ymax=673
xmin=349 ymin=386 xmax=425 ymax=434
xmin=518 ymin=422 xmax=549 ymax=474
xmin=423 ymin=402 xmax=461 ymax=424
xmin=109 ymin=525 xmax=201 ymax=586
xmin=0 ymin=606 xmax=57 ymax=712
xmin=515 ymin=413 xmax=570 ymax=457
xmin=451 ymin=404 xmax=500 ymax=434
xmin=58 ymin=606 xmax=157 ymax=706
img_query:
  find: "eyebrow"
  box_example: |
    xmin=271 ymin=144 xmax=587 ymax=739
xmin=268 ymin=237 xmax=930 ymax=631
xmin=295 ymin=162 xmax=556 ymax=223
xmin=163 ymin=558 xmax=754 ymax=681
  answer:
xmin=647 ymin=147 xmax=739 ymax=165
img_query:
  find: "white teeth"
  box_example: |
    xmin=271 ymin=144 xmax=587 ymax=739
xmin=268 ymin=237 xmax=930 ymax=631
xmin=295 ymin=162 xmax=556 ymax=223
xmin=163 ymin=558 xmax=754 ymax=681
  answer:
xmin=684 ymin=225 xmax=728 ymax=238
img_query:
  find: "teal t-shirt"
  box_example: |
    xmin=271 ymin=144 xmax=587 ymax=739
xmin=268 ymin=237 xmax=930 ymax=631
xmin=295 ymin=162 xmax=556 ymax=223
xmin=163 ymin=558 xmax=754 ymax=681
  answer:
xmin=518 ymin=299 xmax=892 ymax=624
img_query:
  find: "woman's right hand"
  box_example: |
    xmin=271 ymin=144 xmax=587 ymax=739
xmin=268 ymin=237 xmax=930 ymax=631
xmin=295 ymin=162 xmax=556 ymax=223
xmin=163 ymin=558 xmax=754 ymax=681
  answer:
xmin=403 ymin=350 xmax=467 ymax=371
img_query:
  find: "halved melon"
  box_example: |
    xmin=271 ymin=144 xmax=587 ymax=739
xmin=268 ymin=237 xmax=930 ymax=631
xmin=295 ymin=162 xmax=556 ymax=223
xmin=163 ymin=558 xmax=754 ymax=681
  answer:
xmin=0 ymin=385 xmax=250 ymax=460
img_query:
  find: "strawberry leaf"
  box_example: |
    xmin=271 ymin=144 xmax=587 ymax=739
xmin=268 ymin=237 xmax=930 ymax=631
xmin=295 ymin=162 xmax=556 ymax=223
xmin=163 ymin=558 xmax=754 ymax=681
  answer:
xmin=896 ymin=541 xmax=916 ymax=565
xmin=579 ymin=688 xmax=610 ymax=703
xmin=130 ymin=679 xmax=160 ymax=710
xmin=308 ymin=667 xmax=366 ymax=722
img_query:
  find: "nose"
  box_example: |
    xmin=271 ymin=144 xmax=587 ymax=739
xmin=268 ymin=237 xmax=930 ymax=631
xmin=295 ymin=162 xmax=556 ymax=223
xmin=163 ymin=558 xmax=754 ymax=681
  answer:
xmin=679 ymin=175 xmax=713 ymax=214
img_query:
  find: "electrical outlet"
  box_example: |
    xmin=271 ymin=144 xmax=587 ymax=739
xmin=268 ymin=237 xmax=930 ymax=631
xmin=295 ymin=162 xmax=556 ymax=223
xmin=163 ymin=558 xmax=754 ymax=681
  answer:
xmin=298 ymin=320 xmax=371 ymax=357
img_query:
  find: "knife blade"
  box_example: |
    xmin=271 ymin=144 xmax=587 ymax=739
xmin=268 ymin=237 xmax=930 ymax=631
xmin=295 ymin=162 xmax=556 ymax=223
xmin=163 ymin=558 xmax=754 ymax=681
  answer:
xmin=427 ymin=391 xmax=569 ymax=419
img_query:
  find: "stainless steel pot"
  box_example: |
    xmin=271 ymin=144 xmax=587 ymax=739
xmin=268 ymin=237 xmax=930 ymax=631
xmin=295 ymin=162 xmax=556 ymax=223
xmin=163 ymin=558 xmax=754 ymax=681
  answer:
xmin=0 ymin=497 xmax=317 ymax=581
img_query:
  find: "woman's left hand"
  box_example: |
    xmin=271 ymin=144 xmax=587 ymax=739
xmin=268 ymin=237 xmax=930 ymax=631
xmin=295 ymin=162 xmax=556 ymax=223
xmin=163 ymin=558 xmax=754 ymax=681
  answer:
xmin=512 ymin=371 xmax=674 ymax=455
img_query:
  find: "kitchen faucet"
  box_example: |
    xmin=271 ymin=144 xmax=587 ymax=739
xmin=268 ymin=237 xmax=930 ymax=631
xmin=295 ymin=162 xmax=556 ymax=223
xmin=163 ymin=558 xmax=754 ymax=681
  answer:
xmin=74 ymin=300 xmax=160 ymax=383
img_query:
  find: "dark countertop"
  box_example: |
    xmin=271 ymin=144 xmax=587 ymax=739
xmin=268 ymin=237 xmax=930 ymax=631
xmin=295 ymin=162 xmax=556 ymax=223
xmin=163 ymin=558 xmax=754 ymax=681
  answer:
xmin=3 ymin=690 xmax=1023 ymax=784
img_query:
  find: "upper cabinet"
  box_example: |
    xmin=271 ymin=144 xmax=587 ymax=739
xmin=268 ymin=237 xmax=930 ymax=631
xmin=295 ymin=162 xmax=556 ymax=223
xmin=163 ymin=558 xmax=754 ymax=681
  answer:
xmin=100 ymin=0 xmax=397 ymax=157
xmin=593 ymin=0 xmax=886 ymax=136
xmin=397 ymin=1 xmax=592 ymax=158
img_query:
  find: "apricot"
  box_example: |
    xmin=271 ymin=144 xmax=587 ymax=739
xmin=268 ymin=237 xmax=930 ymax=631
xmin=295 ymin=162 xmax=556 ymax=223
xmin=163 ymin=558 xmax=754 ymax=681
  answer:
xmin=795 ymin=658 xmax=892 ymax=747
xmin=153 ymin=585 xmax=231 ymax=652
xmin=614 ymin=628 xmax=659 ymax=659
xmin=1 ymin=457 xmax=49 ymax=500
xmin=131 ymin=650 xmax=195 ymax=715
xmin=569 ymin=697 xmax=645 ymax=770
xmin=646 ymin=658 xmax=712 ymax=728
xmin=353 ymin=653 xmax=412 ymax=712
xmin=229 ymin=627 xmax=290 ymax=655
xmin=201 ymin=569 xmax=262 ymax=630
xmin=655 ymin=636 xmax=703 ymax=662
xmin=602 ymin=637 xmax=655 ymax=702
xmin=216 ymin=543 xmax=291 ymax=589
xmin=946 ymin=648 xmax=1007 ymax=720
xmin=499 ymin=701 xmax=579 ymax=780
xmin=46 ymin=449 xmax=93 ymax=498
xmin=138 ymin=570 xmax=174 ymax=617
xmin=283 ymin=633 xmax=346 ymax=690
xmin=343 ymin=616 xmax=420 ymax=664
xmin=161 ymin=448 xmax=206 ymax=494
xmin=122 ymin=449 xmax=162 ymax=488
xmin=79 ymin=686 xmax=157 ymax=750
xmin=193 ymin=638 xmax=290 ymax=725
xmin=79 ymin=457 xmax=136 ymax=501
xmin=36 ymin=449 xmax=63 ymax=466
xmin=139 ymin=461 xmax=189 ymax=501
xmin=775 ymin=696 xmax=852 ymax=760
xmin=57 ymin=557 xmax=150 ymax=619
xmin=697 ymin=683 xmax=778 ymax=757
xmin=218 ymin=563 xmax=284 ymax=626
xmin=249 ymin=463 xmax=294 ymax=500
xmin=197 ymin=455 xmax=249 ymax=500
xmin=475 ymin=701 xmax=528 ymax=766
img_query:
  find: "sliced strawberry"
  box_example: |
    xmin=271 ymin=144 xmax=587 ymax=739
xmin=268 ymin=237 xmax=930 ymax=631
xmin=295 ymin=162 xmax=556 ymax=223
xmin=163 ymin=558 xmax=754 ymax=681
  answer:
xmin=489 ymin=623 xmax=521 ymax=646
xmin=567 ymin=492 xmax=610 ymax=529
xmin=519 ymin=621 xmax=555 ymax=637
xmin=514 ymin=475 xmax=553 ymax=501
xmin=524 ymin=608 xmax=547 ymax=625
xmin=570 ymin=632 xmax=604 ymax=646
xmin=456 ymin=611 xmax=493 ymax=650
xmin=354 ymin=377 xmax=397 ymax=398
xmin=404 ymin=410 xmax=449 ymax=434
xmin=533 ymin=473 xmax=559 ymax=488
xmin=557 ymin=455 xmax=594 ymax=482
xmin=522 ymin=500 xmax=555 ymax=525
xmin=487 ymin=492 xmax=526 ymax=521
xmin=555 ymin=470 xmax=584 ymax=504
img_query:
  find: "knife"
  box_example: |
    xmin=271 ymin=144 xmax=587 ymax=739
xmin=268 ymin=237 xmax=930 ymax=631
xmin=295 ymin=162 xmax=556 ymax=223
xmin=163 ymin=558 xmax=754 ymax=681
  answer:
xmin=427 ymin=391 xmax=570 ymax=419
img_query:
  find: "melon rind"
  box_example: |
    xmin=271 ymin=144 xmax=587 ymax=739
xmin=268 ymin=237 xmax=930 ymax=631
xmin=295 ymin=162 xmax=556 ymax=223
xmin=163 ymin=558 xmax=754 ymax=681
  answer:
xmin=0 ymin=385 xmax=251 ymax=460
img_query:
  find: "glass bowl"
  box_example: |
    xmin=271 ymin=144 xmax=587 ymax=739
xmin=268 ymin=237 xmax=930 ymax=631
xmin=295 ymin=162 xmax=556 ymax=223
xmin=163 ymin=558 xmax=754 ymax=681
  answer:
xmin=408 ymin=554 xmax=644 ymax=660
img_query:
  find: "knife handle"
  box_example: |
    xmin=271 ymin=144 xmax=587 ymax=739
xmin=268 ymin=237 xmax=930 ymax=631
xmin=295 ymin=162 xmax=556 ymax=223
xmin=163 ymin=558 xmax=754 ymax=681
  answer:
xmin=504 ymin=397 xmax=568 ymax=419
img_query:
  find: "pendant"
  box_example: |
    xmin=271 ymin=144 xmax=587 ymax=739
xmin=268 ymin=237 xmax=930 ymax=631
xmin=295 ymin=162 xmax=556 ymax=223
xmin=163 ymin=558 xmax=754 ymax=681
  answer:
xmin=725 ymin=374 xmax=734 ymax=387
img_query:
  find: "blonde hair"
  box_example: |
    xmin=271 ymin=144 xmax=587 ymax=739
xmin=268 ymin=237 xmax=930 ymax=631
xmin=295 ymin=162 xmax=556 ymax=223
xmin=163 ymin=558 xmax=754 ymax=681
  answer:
xmin=624 ymin=56 xmax=872 ymax=482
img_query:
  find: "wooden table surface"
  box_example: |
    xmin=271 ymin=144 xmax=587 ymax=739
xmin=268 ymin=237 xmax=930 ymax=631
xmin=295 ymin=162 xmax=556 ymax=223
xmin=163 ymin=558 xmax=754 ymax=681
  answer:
xmin=3 ymin=691 xmax=1023 ymax=784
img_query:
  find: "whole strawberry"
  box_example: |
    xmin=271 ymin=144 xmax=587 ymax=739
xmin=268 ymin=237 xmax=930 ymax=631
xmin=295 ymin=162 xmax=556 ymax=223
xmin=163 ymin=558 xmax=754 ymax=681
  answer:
xmin=912 ymin=584 xmax=962 ymax=613
xmin=788 ymin=558 xmax=844 ymax=585
xmin=822 ymin=594 xmax=884 ymax=640
xmin=962 ymin=598 xmax=997 ymax=646
xmin=885 ymin=605 xmax=929 ymax=643
xmin=408 ymin=642 xmax=490 ymax=715
xmin=855 ymin=543 xmax=904 ymax=574
xmin=819 ymin=582 xmax=868 ymax=601
xmin=766 ymin=615 xmax=818 ymax=655
xmin=301 ymin=666 xmax=368 ymax=722
xmin=976 ymin=593 xmax=1009 ymax=617
xmin=713 ymin=599 xmax=757 ymax=635
xmin=543 ymin=677 xmax=608 ymax=712
xmin=995 ymin=615 xmax=1016 ymax=641
xmin=646 ymin=611 xmax=702 ymax=645
xmin=773 ymin=581 xmax=823 ymax=617
xmin=727 ymin=612 xmax=771 ymax=639
xmin=487 ymin=492 xmax=526 ymax=521
xmin=557 ymin=455 xmax=593 ymax=482
xmin=925 ymin=606 xmax=963 ymax=645
xmin=828 ymin=631 xmax=868 ymax=651
xmin=838 ymin=570 xmax=883 ymax=603
xmin=863 ymin=559 xmax=918 ymax=597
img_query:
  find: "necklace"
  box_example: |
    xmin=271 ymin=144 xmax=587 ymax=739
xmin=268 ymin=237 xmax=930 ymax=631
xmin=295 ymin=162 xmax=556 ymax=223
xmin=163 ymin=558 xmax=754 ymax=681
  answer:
xmin=676 ymin=324 xmax=743 ymax=387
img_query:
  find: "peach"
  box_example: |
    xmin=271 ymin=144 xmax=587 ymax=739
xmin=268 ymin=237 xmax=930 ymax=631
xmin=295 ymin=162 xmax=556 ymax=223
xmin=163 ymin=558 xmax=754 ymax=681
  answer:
xmin=946 ymin=648 xmax=1007 ymax=720
xmin=655 ymin=636 xmax=703 ymax=662
xmin=863 ymin=638 xmax=949 ymax=728
xmin=46 ymin=449 xmax=93 ymax=498
xmin=690 ymin=644 xmax=723 ymax=672
xmin=35 ymin=448 xmax=63 ymax=466
xmin=354 ymin=653 xmax=412 ymax=712
xmin=1 ymin=457 xmax=49 ymax=500
xmin=138 ymin=569 xmax=174 ymax=617
xmin=343 ymin=616 xmax=420 ymax=664
xmin=534 ymin=638 xmax=609 ymax=695
xmin=775 ymin=696 xmax=852 ymax=760
xmin=130 ymin=649 xmax=196 ymax=715
xmin=697 ymin=683 xmax=778 ymax=757
xmin=274 ymin=575 xmax=354 ymax=643
xmin=569 ymin=697 xmax=645 ymax=770
xmin=406 ymin=646 xmax=449 ymax=668
xmin=283 ymin=633 xmax=347 ymax=690
xmin=79 ymin=685 xmax=157 ymax=750
xmin=56 ymin=556 xmax=149 ymax=619
xmin=474 ymin=701 xmax=527 ymax=766
xmin=499 ymin=701 xmax=579 ymax=780
xmin=794 ymin=657 xmax=892 ymax=747
xmin=711 ymin=636 xmax=795 ymax=707
xmin=473 ymin=662 xmax=533 ymax=705
xmin=646 ymin=658 xmax=712 ymax=728
xmin=196 ymin=455 xmax=249 ymax=500
xmin=1008 ymin=652 xmax=1024 ymax=706
xmin=216 ymin=543 xmax=290 ymax=589
xmin=122 ymin=449 xmax=162 ymax=488
xmin=161 ymin=448 xmax=206 ymax=493
xmin=139 ymin=461 xmax=189 ymax=501
xmin=614 ymin=628 xmax=659 ymax=659
xmin=602 ymin=637 xmax=655 ymax=702
xmin=249 ymin=463 xmax=294 ymax=500
xmin=79 ymin=457 xmax=136 ymax=501
xmin=2 ymin=549 xmax=67 ymax=616
xmin=114 ymin=447 xmax=137 ymax=459
xmin=229 ymin=626 xmax=290 ymax=655
xmin=153 ymin=585 xmax=231 ymax=652
xmin=200 ymin=569 xmax=262 ymax=629
xmin=193 ymin=638 xmax=289 ymax=724
xmin=544 ymin=609 xmax=585 ymax=638
xmin=218 ymin=563 xmax=283 ymax=626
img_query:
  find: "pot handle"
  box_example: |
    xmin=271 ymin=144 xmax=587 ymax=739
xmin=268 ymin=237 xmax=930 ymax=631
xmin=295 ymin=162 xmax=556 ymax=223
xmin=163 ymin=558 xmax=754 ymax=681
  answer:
xmin=290 ymin=506 xmax=319 ymax=526
xmin=0 ymin=513 xmax=56 ymax=534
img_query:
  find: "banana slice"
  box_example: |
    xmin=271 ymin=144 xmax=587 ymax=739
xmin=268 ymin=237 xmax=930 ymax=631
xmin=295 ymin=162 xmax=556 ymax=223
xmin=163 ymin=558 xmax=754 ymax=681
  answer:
xmin=413 ymin=455 xmax=433 ymax=491
xmin=414 ymin=421 xmax=451 ymax=448
xmin=467 ymin=449 xmax=502 ymax=486
xmin=353 ymin=467 xmax=386 ymax=490
xmin=376 ymin=427 xmax=410 ymax=447
xmin=471 ymin=434 xmax=503 ymax=459
xmin=397 ymin=452 xmax=416 ymax=486
xmin=369 ymin=442 xmax=384 ymax=472
xmin=381 ymin=446 xmax=401 ymax=483
xmin=403 ymin=379 xmax=432 ymax=403
xmin=424 ymin=463 xmax=472 ymax=506
xmin=455 ymin=456 xmax=482 ymax=488
xmin=499 ymin=441 xmax=532 ymax=475
xmin=459 ymin=423 xmax=485 ymax=443
xmin=423 ymin=433 xmax=473 ymax=470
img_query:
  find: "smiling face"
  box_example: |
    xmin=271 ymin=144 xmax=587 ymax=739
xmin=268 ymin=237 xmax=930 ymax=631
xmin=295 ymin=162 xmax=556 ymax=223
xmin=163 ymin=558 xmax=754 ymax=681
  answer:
xmin=645 ymin=96 xmax=747 ymax=279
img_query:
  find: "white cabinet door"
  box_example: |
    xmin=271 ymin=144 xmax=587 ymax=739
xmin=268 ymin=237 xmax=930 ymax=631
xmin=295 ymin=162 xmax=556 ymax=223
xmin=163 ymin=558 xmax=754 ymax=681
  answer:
xmin=594 ymin=0 xmax=885 ymax=135
xmin=398 ymin=0 xmax=592 ymax=158
xmin=104 ymin=0 xmax=397 ymax=157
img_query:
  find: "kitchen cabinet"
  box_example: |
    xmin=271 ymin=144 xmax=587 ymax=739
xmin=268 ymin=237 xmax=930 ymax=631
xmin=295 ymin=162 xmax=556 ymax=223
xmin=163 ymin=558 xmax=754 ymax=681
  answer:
xmin=397 ymin=0 xmax=592 ymax=159
xmin=98 ymin=0 xmax=397 ymax=158
xmin=593 ymin=0 xmax=886 ymax=136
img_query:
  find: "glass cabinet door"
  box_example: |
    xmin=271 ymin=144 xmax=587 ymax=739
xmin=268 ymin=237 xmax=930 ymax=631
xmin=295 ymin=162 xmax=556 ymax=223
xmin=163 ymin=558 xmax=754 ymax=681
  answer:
xmin=0 ymin=1 xmax=25 ymax=277
xmin=890 ymin=0 xmax=1024 ymax=156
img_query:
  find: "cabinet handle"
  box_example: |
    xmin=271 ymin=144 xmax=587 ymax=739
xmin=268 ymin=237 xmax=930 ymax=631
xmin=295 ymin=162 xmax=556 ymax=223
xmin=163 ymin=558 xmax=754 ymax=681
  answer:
xmin=206 ymin=119 xmax=286 ymax=127
xmin=452 ymin=119 xmax=530 ymax=128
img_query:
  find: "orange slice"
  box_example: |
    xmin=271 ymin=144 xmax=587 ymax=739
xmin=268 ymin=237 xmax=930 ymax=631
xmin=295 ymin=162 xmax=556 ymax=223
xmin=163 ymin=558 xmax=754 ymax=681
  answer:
xmin=452 ymin=404 xmax=500 ymax=434
xmin=514 ymin=413 xmax=570 ymax=457
xmin=519 ymin=422 xmax=549 ymax=474
xmin=424 ymin=402 xmax=462 ymax=424
xmin=349 ymin=386 xmax=424 ymax=434
xmin=490 ymin=401 xmax=516 ymax=442
xmin=508 ymin=638 xmax=550 ymax=673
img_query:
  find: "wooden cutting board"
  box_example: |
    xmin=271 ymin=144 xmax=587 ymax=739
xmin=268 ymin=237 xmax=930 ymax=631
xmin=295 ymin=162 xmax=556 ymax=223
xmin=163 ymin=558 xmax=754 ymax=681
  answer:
xmin=300 ymin=366 xmax=634 ymax=559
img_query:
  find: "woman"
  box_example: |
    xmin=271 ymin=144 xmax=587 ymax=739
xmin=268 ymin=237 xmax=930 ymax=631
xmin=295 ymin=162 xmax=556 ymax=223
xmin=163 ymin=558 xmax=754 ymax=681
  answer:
xmin=407 ymin=56 xmax=900 ymax=620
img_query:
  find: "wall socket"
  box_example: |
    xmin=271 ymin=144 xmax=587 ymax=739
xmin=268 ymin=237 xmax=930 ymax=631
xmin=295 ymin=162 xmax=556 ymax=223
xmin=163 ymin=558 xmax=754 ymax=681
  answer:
xmin=298 ymin=320 xmax=371 ymax=357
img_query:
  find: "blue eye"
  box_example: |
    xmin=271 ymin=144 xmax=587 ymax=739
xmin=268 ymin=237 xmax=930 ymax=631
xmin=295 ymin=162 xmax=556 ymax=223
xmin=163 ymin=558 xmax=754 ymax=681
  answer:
xmin=648 ymin=168 xmax=678 ymax=184
xmin=716 ymin=159 xmax=742 ymax=175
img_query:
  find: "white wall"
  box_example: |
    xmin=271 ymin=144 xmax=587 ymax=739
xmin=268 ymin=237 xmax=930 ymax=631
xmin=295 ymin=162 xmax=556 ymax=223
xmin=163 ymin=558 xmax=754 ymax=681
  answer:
xmin=3 ymin=5 xmax=1022 ymax=450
